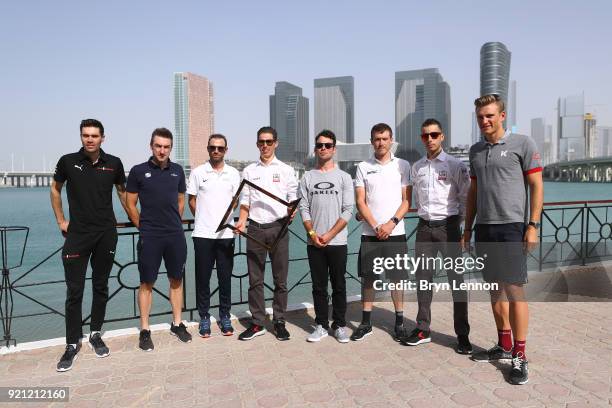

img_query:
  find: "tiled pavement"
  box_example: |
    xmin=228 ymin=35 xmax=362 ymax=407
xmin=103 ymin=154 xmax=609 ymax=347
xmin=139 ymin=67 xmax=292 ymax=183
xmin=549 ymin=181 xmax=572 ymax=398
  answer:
xmin=1 ymin=301 xmax=611 ymax=407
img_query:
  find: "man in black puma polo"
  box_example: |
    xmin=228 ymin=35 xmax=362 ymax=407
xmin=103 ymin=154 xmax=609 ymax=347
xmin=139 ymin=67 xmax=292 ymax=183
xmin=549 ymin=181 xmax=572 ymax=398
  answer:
xmin=51 ymin=118 xmax=128 ymax=372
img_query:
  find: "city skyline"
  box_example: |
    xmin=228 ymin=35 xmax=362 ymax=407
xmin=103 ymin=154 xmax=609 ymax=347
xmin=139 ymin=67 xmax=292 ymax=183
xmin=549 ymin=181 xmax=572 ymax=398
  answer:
xmin=1 ymin=2 xmax=611 ymax=170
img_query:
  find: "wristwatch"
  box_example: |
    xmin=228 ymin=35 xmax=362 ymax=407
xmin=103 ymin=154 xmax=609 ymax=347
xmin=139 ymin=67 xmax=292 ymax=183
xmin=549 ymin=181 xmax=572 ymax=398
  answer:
xmin=528 ymin=221 xmax=540 ymax=230
xmin=308 ymin=230 xmax=316 ymax=237
xmin=390 ymin=216 xmax=400 ymax=225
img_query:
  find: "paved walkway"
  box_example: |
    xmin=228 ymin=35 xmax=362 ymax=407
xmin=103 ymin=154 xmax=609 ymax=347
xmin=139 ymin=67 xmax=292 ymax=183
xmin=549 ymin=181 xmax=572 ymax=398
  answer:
xmin=1 ymin=301 xmax=611 ymax=407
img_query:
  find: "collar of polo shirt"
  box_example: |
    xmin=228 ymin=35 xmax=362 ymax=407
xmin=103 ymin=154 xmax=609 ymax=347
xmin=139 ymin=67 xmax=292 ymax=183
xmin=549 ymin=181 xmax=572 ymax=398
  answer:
xmin=204 ymin=161 xmax=227 ymax=173
xmin=78 ymin=147 xmax=107 ymax=164
xmin=371 ymin=151 xmax=396 ymax=165
xmin=257 ymin=156 xmax=280 ymax=166
xmin=484 ymin=129 xmax=511 ymax=146
xmin=148 ymin=156 xmax=172 ymax=170
xmin=426 ymin=149 xmax=447 ymax=162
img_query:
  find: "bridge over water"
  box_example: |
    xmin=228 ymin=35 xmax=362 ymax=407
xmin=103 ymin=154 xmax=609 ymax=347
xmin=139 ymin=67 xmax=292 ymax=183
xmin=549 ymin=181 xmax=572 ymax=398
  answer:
xmin=544 ymin=156 xmax=612 ymax=182
xmin=0 ymin=171 xmax=54 ymax=188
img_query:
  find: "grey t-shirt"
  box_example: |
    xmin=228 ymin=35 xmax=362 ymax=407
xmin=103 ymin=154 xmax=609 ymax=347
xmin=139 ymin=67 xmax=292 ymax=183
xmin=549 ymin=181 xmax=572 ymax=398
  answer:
xmin=298 ymin=167 xmax=354 ymax=246
xmin=469 ymin=131 xmax=542 ymax=224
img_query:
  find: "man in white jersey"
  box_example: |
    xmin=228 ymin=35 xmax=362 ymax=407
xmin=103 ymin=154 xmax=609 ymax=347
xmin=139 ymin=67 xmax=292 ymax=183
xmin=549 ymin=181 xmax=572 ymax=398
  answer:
xmin=351 ymin=123 xmax=411 ymax=342
xmin=235 ymin=126 xmax=298 ymax=341
xmin=187 ymin=134 xmax=240 ymax=338
xmin=400 ymin=118 xmax=471 ymax=354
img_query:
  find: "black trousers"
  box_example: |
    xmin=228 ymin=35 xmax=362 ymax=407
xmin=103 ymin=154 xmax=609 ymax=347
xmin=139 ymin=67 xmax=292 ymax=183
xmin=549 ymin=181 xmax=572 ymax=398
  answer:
xmin=62 ymin=229 xmax=117 ymax=344
xmin=306 ymin=245 xmax=347 ymax=329
xmin=193 ymin=237 xmax=235 ymax=319
xmin=414 ymin=217 xmax=470 ymax=336
xmin=246 ymin=221 xmax=289 ymax=326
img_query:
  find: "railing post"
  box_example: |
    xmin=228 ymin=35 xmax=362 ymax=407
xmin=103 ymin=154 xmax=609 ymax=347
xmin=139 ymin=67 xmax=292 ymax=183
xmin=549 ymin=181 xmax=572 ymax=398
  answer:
xmin=582 ymin=203 xmax=591 ymax=265
xmin=0 ymin=226 xmax=29 ymax=347
xmin=539 ymin=208 xmax=543 ymax=272
xmin=582 ymin=203 xmax=587 ymax=266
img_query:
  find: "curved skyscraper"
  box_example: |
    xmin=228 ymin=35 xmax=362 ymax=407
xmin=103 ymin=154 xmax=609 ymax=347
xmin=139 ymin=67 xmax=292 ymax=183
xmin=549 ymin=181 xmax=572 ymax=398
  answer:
xmin=480 ymin=42 xmax=511 ymax=104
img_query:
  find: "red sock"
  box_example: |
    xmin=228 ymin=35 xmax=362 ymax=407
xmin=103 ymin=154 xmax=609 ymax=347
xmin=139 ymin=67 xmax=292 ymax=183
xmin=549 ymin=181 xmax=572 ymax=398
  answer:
xmin=498 ymin=329 xmax=512 ymax=352
xmin=513 ymin=340 xmax=526 ymax=359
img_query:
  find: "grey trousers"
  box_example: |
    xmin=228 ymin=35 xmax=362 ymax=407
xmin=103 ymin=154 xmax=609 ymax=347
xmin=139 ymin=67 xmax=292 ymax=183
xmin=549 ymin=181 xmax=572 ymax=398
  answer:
xmin=246 ymin=221 xmax=289 ymax=326
xmin=415 ymin=217 xmax=470 ymax=336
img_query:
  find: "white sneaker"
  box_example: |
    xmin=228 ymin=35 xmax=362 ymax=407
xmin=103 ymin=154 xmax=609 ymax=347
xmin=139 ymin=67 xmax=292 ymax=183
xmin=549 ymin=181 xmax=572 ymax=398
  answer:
xmin=307 ymin=325 xmax=329 ymax=342
xmin=334 ymin=326 xmax=350 ymax=343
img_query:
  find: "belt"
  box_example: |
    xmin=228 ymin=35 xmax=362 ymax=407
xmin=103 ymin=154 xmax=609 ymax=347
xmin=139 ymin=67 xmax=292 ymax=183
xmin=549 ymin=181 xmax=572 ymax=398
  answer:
xmin=418 ymin=215 xmax=460 ymax=227
xmin=248 ymin=217 xmax=287 ymax=229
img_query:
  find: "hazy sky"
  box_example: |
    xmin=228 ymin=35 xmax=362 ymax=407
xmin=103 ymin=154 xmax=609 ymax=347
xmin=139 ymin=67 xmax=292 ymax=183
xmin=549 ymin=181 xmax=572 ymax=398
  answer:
xmin=1 ymin=0 xmax=611 ymax=170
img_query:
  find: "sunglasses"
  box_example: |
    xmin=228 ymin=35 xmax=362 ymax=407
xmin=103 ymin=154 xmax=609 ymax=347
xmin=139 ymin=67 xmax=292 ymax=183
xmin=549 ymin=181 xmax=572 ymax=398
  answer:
xmin=315 ymin=142 xmax=334 ymax=150
xmin=207 ymin=145 xmax=226 ymax=152
xmin=257 ymin=139 xmax=275 ymax=147
xmin=421 ymin=132 xmax=442 ymax=140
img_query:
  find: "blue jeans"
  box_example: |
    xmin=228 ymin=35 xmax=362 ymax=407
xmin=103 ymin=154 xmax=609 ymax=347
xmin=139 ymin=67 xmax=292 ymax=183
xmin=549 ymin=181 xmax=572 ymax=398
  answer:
xmin=193 ymin=237 xmax=235 ymax=319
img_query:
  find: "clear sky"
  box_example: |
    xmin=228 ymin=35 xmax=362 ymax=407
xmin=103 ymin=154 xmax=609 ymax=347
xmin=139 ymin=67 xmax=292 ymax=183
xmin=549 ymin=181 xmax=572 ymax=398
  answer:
xmin=1 ymin=0 xmax=611 ymax=170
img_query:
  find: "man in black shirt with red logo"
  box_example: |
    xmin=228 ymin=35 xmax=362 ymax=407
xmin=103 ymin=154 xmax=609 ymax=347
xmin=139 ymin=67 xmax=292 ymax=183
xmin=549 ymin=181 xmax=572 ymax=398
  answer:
xmin=50 ymin=119 xmax=128 ymax=372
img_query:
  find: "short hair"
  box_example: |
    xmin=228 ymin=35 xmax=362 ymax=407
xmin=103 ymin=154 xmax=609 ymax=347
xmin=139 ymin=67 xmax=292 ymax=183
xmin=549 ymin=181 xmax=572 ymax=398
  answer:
xmin=150 ymin=127 xmax=173 ymax=145
xmin=370 ymin=123 xmax=393 ymax=140
xmin=257 ymin=126 xmax=277 ymax=141
xmin=421 ymin=118 xmax=443 ymax=132
xmin=474 ymin=94 xmax=505 ymax=113
xmin=80 ymin=119 xmax=104 ymax=136
xmin=208 ymin=133 xmax=227 ymax=147
xmin=315 ymin=129 xmax=336 ymax=146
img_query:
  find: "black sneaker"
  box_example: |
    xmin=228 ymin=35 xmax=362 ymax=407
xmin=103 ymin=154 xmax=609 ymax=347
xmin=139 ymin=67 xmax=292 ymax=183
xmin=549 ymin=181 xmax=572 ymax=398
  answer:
xmin=471 ymin=344 xmax=512 ymax=362
xmin=88 ymin=332 xmax=110 ymax=358
xmin=393 ymin=324 xmax=406 ymax=342
xmin=56 ymin=344 xmax=80 ymax=372
xmin=238 ymin=324 xmax=267 ymax=341
xmin=274 ymin=322 xmax=290 ymax=341
xmin=455 ymin=335 xmax=473 ymax=355
xmin=170 ymin=322 xmax=192 ymax=343
xmin=400 ymin=328 xmax=431 ymax=346
xmin=509 ymin=354 xmax=529 ymax=385
xmin=139 ymin=329 xmax=154 ymax=352
xmin=350 ymin=324 xmax=372 ymax=341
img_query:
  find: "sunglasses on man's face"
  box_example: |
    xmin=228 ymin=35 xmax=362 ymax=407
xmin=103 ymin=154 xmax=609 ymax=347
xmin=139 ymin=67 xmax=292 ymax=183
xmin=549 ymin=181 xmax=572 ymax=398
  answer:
xmin=257 ymin=139 xmax=275 ymax=147
xmin=315 ymin=142 xmax=334 ymax=150
xmin=207 ymin=145 xmax=226 ymax=152
xmin=421 ymin=132 xmax=442 ymax=140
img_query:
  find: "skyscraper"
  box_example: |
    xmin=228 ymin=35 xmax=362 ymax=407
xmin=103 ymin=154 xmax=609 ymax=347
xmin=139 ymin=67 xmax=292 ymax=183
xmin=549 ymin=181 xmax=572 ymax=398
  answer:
xmin=471 ymin=112 xmax=481 ymax=145
xmin=557 ymin=93 xmax=585 ymax=161
xmin=270 ymin=81 xmax=309 ymax=165
xmin=173 ymin=72 xmax=214 ymax=173
xmin=314 ymin=76 xmax=354 ymax=143
xmin=547 ymin=124 xmax=555 ymax=164
xmin=597 ymin=126 xmax=612 ymax=157
xmin=584 ymin=113 xmax=597 ymax=158
xmin=507 ymin=80 xmax=517 ymax=132
xmin=480 ymin=42 xmax=512 ymax=104
xmin=395 ymin=68 xmax=451 ymax=162
xmin=531 ymin=118 xmax=546 ymax=162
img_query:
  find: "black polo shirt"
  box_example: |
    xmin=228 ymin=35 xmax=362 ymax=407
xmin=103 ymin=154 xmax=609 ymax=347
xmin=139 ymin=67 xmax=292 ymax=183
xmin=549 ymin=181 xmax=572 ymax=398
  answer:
xmin=126 ymin=158 xmax=186 ymax=236
xmin=54 ymin=148 xmax=126 ymax=233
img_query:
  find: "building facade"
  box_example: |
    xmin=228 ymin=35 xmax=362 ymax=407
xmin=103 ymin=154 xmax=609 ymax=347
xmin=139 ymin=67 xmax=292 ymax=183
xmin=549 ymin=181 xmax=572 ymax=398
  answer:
xmin=270 ymin=81 xmax=309 ymax=166
xmin=558 ymin=93 xmax=585 ymax=161
xmin=395 ymin=68 xmax=451 ymax=162
xmin=480 ymin=42 xmax=511 ymax=104
xmin=173 ymin=72 xmax=214 ymax=173
xmin=314 ymin=76 xmax=354 ymax=143
xmin=585 ymin=113 xmax=597 ymax=158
